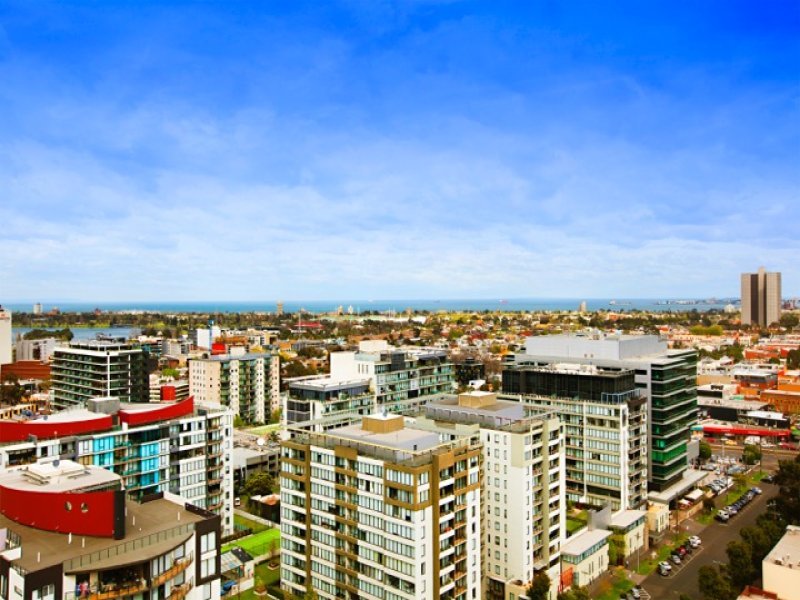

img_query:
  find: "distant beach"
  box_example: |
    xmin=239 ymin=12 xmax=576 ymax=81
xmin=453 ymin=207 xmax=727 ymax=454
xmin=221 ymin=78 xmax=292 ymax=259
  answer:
xmin=4 ymin=298 xmax=736 ymax=315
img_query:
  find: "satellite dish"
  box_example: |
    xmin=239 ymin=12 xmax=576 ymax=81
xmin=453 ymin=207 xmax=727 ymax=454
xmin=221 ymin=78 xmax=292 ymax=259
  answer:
xmin=257 ymin=438 xmax=265 ymax=447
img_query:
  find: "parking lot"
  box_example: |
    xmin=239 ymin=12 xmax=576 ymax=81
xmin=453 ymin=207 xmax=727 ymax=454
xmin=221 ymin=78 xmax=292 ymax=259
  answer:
xmin=640 ymin=482 xmax=775 ymax=599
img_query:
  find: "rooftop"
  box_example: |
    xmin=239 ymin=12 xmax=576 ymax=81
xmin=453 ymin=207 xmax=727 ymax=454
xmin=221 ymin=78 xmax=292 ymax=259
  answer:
xmin=288 ymin=377 xmax=371 ymax=391
xmin=0 ymin=497 xmax=205 ymax=572
xmin=560 ymin=528 xmax=612 ymax=556
xmin=331 ymin=421 xmax=441 ymax=452
xmin=0 ymin=460 xmax=120 ymax=493
xmin=609 ymin=510 xmax=647 ymax=529
xmin=764 ymin=525 xmax=800 ymax=569
xmin=648 ymin=469 xmax=707 ymax=504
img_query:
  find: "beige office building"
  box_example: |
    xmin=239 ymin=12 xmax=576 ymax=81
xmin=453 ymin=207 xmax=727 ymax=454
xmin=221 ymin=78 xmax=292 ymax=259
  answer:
xmin=742 ymin=267 xmax=782 ymax=327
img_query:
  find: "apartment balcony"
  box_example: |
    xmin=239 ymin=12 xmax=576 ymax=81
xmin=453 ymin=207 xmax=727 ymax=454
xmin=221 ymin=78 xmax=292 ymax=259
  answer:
xmin=167 ymin=583 xmax=192 ymax=600
xmin=152 ymin=556 xmax=193 ymax=588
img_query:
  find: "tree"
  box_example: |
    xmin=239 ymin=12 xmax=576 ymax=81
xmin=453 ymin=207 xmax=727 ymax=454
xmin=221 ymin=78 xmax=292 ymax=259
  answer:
xmin=0 ymin=374 xmax=25 ymax=405
xmin=699 ymin=440 xmax=712 ymax=461
xmin=233 ymin=414 xmax=244 ymax=428
xmin=243 ymin=471 xmax=274 ymax=497
xmin=726 ymin=540 xmax=755 ymax=591
xmin=527 ymin=572 xmax=550 ymax=600
xmin=269 ymin=408 xmax=282 ymax=424
xmin=787 ymin=349 xmax=800 ymax=371
xmin=773 ymin=454 xmax=800 ymax=525
xmin=558 ymin=587 xmax=591 ymax=600
xmin=697 ymin=565 xmax=735 ymax=600
xmin=742 ymin=444 xmax=761 ymax=465
xmin=303 ymin=587 xmax=319 ymax=600
xmin=780 ymin=313 xmax=800 ymax=329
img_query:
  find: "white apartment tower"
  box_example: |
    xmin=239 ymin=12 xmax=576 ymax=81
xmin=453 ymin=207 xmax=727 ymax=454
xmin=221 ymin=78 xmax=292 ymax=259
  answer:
xmin=418 ymin=392 xmax=565 ymax=600
xmin=280 ymin=414 xmax=483 ymax=600
xmin=741 ymin=266 xmax=782 ymax=327
xmin=189 ymin=352 xmax=280 ymax=422
xmin=0 ymin=306 xmax=11 ymax=366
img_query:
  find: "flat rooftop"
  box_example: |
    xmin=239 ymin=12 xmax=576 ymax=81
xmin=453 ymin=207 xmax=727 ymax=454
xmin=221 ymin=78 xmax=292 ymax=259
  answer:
xmin=609 ymin=510 xmax=647 ymax=529
xmin=648 ymin=469 xmax=708 ymax=504
xmin=561 ymin=528 xmax=612 ymax=556
xmin=331 ymin=422 xmax=441 ymax=452
xmin=0 ymin=461 xmax=120 ymax=493
xmin=289 ymin=377 xmax=371 ymax=391
xmin=698 ymin=397 xmax=769 ymax=410
xmin=0 ymin=497 xmax=204 ymax=572
xmin=764 ymin=525 xmax=800 ymax=567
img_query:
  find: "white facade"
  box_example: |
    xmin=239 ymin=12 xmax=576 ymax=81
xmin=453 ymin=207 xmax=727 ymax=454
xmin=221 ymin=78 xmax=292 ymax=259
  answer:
xmin=763 ymin=525 xmax=800 ymax=600
xmin=281 ymin=417 xmax=482 ymax=600
xmin=15 ymin=337 xmax=58 ymax=362
xmin=0 ymin=403 xmax=236 ymax=535
xmin=189 ymin=353 xmax=280 ymax=422
xmin=0 ymin=307 xmax=11 ymax=365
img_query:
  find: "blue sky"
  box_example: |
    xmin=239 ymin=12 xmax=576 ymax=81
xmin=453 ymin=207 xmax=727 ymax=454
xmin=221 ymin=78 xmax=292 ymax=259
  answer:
xmin=1 ymin=1 xmax=798 ymax=302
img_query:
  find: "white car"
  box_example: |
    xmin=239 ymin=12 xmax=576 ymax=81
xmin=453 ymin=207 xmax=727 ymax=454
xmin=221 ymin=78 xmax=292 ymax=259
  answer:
xmin=689 ymin=536 xmax=701 ymax=547
xmin=659 ymin=561 xmax=673 ymax=572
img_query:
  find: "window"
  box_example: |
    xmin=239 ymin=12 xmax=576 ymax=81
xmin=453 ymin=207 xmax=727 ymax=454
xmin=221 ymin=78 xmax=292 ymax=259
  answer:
xmin=203 ymin=584 xmax=213 ymax=600
xmin=201 ymin=557 xmax=215 ymax=578
xmin=201 ymin=532 xmax=216 ymax=553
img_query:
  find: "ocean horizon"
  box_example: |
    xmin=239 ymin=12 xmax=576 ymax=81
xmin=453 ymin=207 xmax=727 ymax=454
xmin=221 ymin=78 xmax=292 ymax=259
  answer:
xmin=3 ymin=297 xmax=737 ymax=315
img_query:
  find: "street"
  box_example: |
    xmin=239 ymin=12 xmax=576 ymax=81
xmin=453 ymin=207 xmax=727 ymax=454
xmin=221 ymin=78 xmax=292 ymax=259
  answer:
xmin=640 ymin=480 xmax=777 ymax=599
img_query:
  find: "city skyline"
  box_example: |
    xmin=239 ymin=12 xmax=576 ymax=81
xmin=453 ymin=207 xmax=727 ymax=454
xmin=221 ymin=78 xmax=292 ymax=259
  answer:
xmin=1 ymin=2 xmax=798 ymax=301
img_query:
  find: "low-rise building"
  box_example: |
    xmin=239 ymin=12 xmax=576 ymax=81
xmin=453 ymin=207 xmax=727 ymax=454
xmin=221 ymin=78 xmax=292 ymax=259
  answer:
xmin=560 ymin=528 xmax=611 ymax=589
xmin=763 ymin=525 xmax=800 ymax=600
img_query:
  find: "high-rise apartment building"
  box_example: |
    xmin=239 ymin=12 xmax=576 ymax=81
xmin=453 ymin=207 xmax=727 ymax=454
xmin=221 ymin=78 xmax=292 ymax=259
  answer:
xmin=502 ymin=363 xmax=648 ymax=510
xmin=189 ymin=352 xmax=280 ymax=423
xmin=415 ymin=392 xmax=564 ymax=600
xmin=0 ymin=461 xmax=222 ymax=600
xmin=516 ymin=333 xmax=698 ymax=493
xmin=280 ymin=413 xmax=483 ymax=600
xmin=286 ymin=377 xmax=374 ymax=429
xmin=0 ymin=397 xmax=236 ymax=535
xmin=741 ymin=266 xmax=782 ymax=327
xmin=328 ymin=340 xmax=454 ymax=413
xmin=51 ymin=341 xmax=150 ymax=409
xmin=0 ymin=306 xmax=11 ymax=366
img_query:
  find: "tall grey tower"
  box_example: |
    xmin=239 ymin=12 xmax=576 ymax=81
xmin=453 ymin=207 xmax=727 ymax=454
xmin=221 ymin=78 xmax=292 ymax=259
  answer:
xmin=741 ymin=267 xmax=782 ymax=327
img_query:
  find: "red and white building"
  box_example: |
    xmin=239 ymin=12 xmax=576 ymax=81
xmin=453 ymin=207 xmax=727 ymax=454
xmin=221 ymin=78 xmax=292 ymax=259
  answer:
xmin=0 ymin=460 xmax=221 ymax=600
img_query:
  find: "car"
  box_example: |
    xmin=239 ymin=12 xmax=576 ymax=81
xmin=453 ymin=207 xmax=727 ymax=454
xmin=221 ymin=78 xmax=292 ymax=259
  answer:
xmin=727 ymin=505 xmax=738 ymax=515
xmin=659 ymin=561 xmax=673 ymax=572
xmin=221 ymin=581 xmax=236 ymax=595
xmin=671 ymin=554 xmax=682 ymax=565
xmin=659 ymin=565 xmax=670 ymax=576
xmin=676 ymin=546 xmax=687 ymax=557
xmin=717 ymin=510 xmax=730 ymax=522
xmin=752 ymin=487 xmax=762 ymax=495
xmin=689 ymin=535 xmax=702 ymax=547
xmin=682 ymin=543 xmax=693 ymax=554
xmin=631 ymin=587 xmax=641 ymax=599
xmin=763 ymin=474 xmax=775 ymax=483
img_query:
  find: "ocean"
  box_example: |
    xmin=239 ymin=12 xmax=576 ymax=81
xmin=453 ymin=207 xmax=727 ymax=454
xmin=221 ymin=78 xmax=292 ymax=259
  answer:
xmin=4 ymin=298 xmax=735 ymax=315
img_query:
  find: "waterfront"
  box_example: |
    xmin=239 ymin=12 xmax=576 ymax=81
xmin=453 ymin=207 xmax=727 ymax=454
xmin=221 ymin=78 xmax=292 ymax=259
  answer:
xmin=3 ymin=298 xmax=736 ymax=315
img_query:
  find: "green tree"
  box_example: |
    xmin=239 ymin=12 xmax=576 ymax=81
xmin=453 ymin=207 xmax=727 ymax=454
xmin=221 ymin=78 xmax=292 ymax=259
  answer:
xmin=233 ymin=414 xmax=244 ymax=428
xmin=742 ymin=444 xmax=762 ymax=465
xmin=697 ymin=565 xmax=735 ymax=600
xmin=558 ymin=587 xmax=591 ymax=600
xmin=726 ymin=540 xmax=755 ymax=591
xmin=773 ymin=454 xmax=800 ymax=525
xmin=269 ymin=408 xmax=282 ymax=424
xmin=527 ymin=571 xmax=551 ymax=600
xmin=699 ymin=440 xmax=712 ymax=461
xmin=243 ymin=471 xmax=274 ymax=497
xmin=780 ymin=313 xmax=800 ymax=329
xmin=0 ymin=374 xmax=25 ymax=405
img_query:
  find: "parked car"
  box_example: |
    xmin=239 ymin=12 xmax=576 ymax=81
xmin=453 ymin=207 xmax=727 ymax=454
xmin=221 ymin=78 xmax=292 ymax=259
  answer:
xmin=671 ymin=554 xmax=682 ymax=565
xmin=752 ymin=487 xmax=762 ymax=495
xmin=762 ymin=474 xmax=775 ymax=483
xmin=631 ymin=587 xmax=641 ymax=599
xmin=689 ymin=536 xmax=702 ymax=547
xmin=659 ymin=561 xmax=673 ymax=572
xmin=717 ymin=510 xmax=730 ymax=522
